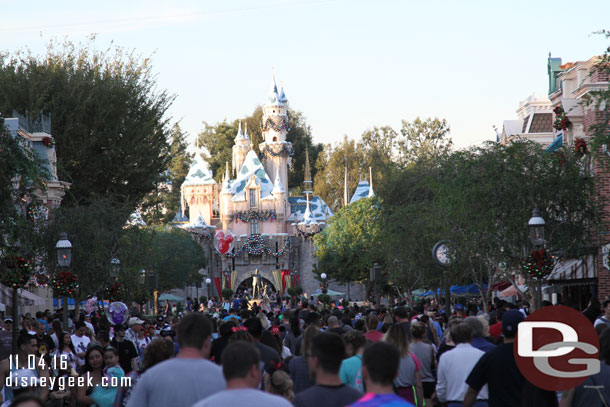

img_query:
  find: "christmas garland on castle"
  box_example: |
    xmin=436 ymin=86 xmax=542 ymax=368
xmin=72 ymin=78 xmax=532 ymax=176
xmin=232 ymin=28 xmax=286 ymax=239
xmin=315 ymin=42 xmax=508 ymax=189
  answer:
xmin=234 ymin=210 xmax=276 ymax=222
xmin=223 ymin=235 xmax=291 ymax=258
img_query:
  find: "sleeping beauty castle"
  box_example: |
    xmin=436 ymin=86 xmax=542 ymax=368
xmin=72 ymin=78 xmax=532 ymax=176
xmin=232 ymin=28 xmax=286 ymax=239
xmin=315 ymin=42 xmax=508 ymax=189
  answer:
xmin=172 ymin=75 xmax=367 ymax=301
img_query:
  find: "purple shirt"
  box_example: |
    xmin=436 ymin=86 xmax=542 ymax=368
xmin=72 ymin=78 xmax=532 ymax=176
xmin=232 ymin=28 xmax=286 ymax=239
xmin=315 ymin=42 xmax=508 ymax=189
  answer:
xmin=349 ymin=393 xmax=415 ymax=407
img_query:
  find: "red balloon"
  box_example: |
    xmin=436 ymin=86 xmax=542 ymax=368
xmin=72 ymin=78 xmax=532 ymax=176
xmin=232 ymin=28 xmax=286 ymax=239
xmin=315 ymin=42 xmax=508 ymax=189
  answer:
xmin=226 ymin=235 xmax=234 ymax=243
xmin=219 ymin=241 xmax=229 ymax=254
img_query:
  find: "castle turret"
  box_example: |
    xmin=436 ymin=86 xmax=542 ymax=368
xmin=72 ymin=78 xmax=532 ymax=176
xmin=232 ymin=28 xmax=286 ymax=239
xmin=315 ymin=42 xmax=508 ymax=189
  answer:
xmin=180 ymin=152 xmax=217 ymax=225
xmin=303 ymin=148 xmax=313 ymax=196
xmin=232 ymin=121 xmax=250 ymax=177
xmin=259 ymin=72 xmax=292 ymax=194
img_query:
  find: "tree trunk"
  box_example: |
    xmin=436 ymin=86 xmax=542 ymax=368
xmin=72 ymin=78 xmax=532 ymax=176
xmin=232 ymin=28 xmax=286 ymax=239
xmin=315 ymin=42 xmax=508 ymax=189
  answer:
xmin=12 ymin=287 xmax=19 ymax=355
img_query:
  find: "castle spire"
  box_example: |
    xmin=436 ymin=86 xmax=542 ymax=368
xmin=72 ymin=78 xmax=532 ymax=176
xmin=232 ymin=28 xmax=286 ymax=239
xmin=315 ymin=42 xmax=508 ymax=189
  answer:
xmin=221 ymin=161 xmax=231 ymax=193
xmin=303 ymin=148 xmax=313 ymax=195
xmin=272 ymin=167 xmax=285 ymax=195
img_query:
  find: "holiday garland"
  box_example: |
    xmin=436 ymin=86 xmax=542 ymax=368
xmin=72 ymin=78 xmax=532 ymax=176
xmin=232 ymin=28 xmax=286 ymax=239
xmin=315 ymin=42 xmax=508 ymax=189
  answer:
xmin=296 ymin=229 xmax=320 ymax=239
xmin=1 ymin=257 xmax=33 ymax=288
xmin=223 ymin=235 xmax=292 ymax=258
xmin=573 ymin=138 xmax=588 ymax=157
xmin=263 ymin=144 xmax=295 ymax=158
xmin=553 ymin=105 xmax=571 ymax=131
xmin=234 ymin=210 xmax=276 ymax=223
xmin=34 ymin=272 xmax=50 ymax=287
xmin=522 ymin=249 xmax=555 ymax=279
xmin=52 ymin=271 xmax=78 ymax=296
xmin=262 ymin=117 xmax=290 ymax=133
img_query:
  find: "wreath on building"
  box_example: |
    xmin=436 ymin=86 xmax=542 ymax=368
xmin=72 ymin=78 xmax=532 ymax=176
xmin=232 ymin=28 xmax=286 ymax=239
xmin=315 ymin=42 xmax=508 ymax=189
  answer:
xmin=522 ymin=249 xmax=555 ymax=279
xmin=52 ymin=270 xmax=78 ymax=296
xmin=573 ymin=138 xmax=588 ymax=157
xmin=553 ymin=105 xmax=571 ymax=131
xmin=1 ymin=256 xmax=33 ymax=288
xmin=42 ymin=137 xmax=55 ymax=148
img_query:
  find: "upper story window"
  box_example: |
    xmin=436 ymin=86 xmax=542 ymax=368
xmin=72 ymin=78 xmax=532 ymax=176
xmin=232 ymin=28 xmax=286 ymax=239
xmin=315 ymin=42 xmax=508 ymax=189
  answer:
xmin=250 ymin=219 xmax=259 ymax=235
xmin=249 ymin=189 xmax=257 ymax=207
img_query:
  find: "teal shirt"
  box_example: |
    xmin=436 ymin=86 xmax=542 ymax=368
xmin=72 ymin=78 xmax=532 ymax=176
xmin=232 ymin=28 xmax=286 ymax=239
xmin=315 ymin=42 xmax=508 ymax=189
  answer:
xmin=340 ymin=354 xmax=362 ymax=389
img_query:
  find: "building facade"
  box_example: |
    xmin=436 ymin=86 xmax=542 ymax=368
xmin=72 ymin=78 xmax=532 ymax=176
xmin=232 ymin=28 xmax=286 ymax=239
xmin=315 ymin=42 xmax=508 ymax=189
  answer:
xmin=175 ymin=76 xmax=366 ymax=300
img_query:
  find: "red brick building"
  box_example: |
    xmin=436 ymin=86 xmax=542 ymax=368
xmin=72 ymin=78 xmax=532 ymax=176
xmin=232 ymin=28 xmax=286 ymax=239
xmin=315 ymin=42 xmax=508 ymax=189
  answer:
xmin=548 ymin=55 xmax=610 ymax=300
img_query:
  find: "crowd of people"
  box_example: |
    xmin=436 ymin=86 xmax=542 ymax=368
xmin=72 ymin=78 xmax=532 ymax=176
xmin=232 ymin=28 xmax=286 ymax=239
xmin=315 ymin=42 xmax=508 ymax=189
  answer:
xmin=0 ymin=295 xmax=608 ymax=407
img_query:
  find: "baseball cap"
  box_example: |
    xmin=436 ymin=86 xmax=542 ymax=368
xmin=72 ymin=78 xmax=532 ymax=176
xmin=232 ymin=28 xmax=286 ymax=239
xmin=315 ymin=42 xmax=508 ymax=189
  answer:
xmin=502 ymin=309 xmax=524 ymax=337
xmin=455 ymin=304 xmax=465 ymax=312
xmin=4 ymin=318 xmax=13 ymax=323
xmin=128 ymin=317 xmax=145 ymax=326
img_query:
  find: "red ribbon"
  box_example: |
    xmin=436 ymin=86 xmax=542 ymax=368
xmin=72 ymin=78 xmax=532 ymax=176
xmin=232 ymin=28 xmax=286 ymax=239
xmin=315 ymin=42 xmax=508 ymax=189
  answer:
xmin=532 ymin=249 xmax=545 ymax=269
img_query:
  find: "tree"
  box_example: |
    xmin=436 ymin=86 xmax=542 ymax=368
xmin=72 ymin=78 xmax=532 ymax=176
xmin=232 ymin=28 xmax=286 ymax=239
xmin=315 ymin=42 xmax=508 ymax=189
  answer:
xmin=398 ymin=117 xmax=453 ymax=167
xmin=0 ymin=38 xmax=174 ymax=208
xmin=142 ymin=124 xmax=193 ymax=225
xmin=197 ymin=120 xmax=237 ymax=181
xmin=314 ymin=197 xmax=384 ymax=287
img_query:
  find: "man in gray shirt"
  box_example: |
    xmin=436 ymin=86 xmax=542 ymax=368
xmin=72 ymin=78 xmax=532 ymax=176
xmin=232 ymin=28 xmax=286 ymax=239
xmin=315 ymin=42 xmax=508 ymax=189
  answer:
xmin=192 ymin=341 xmax=292 ymax=407
xmin=126 ymin=313 xmax=226 ymax=407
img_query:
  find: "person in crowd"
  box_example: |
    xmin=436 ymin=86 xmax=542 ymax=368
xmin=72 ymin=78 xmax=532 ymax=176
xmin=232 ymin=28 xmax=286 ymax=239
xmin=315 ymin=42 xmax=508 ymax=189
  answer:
xmin=192 ymin=341 xmax=292 ymax=407
xmin=9 ymin=394 xmax=46 ymax=407
xmin=289 ymin=325 xmax=319 ymax=394
xmin=559 ymin=328 xmax=610 ymax=406
xmin=293 ymin=333 xmax=362 ymax=407
xmin=327 ymin=316 xmax=346 ymax=336
xmin=71 ymin=321 xmax=90 ymax=369
xmin=0 ymin=318 xmax=13 ymax=361
xmin=126 ymin=313 xmax=226 ymax=407
xmin=436 ymin=317 xmax=462 ymax=362
xmin=364 ymin=315 xmax=383 ymax=343
xmin=210 ymin=320 xmax=235 ymax=365
xmin=35 ymin=312 xmax=49 ymax=334
xmin=49 ymin=320 xmax=62 ymax=350
xmin=33 ymin=320 xmax=55 ymax=357
xmin=243 ymin=318 xmax=281 ymax=367
xmin=125 ymin=318 xmax=143 ymax=344
xmin=54 ymin=331 xmax=78 ymax=375
xmin=594 ymin=299 xmax=610 ymax=328
xmin=583 ymin=298 xmax=602 ymax=325
xmin=487 ymin=308 xmax=504 ymax=340
xmin=383 ymin=325 xmax=423 ymax=406
xmin=348 ymin=341 xmax=415 ymax=407
xmin=0 ymin=334 xmax=50 ymax=403
xmin=110 ymin=325 xmax=139 ymax=374
xmin=264 ymin=360 xmax=295 ymax=402
xmin=76 ymin=345 xmax=115 ymax=407
xmin=463 ymin=310 xmax=526 ymax=407
xmin=435 ymin=322 xmax=487 ymax=406
xmin=339 ymin=330 xmax=366 ymax=391
xmin=410 ymin=321 xmax=436 ymax=406
xmin=395 ymin=307 xmax=413 ymax=341
xmin=463 ymin=317 xmax=495 ymax=353
xmin=115 ymin=338 xmax=175 ymax=407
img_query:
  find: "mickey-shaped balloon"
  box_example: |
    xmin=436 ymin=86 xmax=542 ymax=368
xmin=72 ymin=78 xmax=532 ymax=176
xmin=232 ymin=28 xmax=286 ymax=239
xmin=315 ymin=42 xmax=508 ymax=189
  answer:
xmin=215 ymin=231 xmax=234 ymax=254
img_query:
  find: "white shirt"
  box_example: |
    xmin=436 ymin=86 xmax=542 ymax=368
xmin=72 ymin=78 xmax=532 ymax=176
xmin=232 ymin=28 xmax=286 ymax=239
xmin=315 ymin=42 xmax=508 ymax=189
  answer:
xmin=436 ymin=343 xmax=488 ymax=402
xmin=70 ymin=334 xmax=90 ymax=366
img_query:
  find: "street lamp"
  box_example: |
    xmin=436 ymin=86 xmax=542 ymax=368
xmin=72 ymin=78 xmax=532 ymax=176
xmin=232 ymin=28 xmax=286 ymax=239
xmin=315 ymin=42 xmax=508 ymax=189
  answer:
xmin=56 ymin=232 xmax=72 ymax=330
xmin=205 ymin=277 xmax=212 ymax=302
xmin=110 ymin=257 xmax=120 ymax=278
xmin=528 ymin=208 xmax=546 ymax=309
xmin=320 ymin=273 xmax=328 ymax=294
xmin=528 ymin=208 xmax=546 ymax=247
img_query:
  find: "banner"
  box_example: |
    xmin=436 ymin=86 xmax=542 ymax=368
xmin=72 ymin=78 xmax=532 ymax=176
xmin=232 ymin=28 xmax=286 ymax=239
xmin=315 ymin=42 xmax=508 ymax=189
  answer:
xmin=272 ymin=270 xmax=282 ymax=294
xmin=281 ymin=270 xmax=291 ymax=293
xmin=231 ymin=271 xmax=237 ymax=291
xmin=213 ymin=277 xmax=222 ymax=299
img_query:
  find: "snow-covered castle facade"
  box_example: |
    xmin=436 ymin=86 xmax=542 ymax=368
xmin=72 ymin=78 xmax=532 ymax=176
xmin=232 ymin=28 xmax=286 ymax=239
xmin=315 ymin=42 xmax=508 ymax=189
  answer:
xmin=172 ymin=76 xmax=367 ymax=299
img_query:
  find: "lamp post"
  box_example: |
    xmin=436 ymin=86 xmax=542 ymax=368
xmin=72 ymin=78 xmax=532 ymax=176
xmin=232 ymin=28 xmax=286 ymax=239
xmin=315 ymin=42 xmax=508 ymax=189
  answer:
xmin=56 ymin=232 xmax=72 ymax=330
xmin=528 ymin=208 xmax=546 ymax=309
xmin=205 ymin=278 xmax=212 ymax=303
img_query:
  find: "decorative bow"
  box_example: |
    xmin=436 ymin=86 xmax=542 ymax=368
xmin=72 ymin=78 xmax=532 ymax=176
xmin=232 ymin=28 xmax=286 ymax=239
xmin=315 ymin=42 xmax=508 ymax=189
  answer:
xmin=231 ymin=326 xmax=248 ymax=333
xmin=271 ymin=325 xmax=280 ymax=336
xmin=271 ymin=360 xmax=283 ymax=370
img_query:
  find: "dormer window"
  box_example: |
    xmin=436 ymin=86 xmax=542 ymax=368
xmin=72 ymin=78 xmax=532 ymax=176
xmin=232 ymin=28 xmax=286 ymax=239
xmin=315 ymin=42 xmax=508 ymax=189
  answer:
xmin=249 ymin=189 xmax=257 ymax=207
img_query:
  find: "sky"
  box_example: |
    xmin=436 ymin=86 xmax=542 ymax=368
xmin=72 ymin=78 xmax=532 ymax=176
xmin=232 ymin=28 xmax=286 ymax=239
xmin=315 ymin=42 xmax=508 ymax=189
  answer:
xmin=1 ymin=0 xmax=609 ymax=150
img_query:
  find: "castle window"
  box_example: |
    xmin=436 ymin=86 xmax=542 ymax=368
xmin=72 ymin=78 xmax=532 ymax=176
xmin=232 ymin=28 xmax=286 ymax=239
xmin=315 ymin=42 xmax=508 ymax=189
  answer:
xmin=249 ymin=189 xmax=257 ymax=207
xmin=250 ymin=219 xmax=259 ymax=235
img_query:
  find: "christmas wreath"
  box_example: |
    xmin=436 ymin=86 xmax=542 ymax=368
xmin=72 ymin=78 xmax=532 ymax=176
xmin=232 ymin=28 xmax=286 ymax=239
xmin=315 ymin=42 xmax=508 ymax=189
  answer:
xmin=553 ymin=105 xmax=571 ymax=131
xmin=523 ymin=249 xmax=555 ymax=279
xmin=52 ymin=271 xmax=78 ymax=296
xmin=42 ymin=137 xmax=55 ymax=148
xmin=1 ymin=257 xmax=33 ymax=288
xmin=262 ymin=117 xmax=290 ymax=133
xmin=573 ymin=138 xmax=588 ymax=157
xmin=104 ymin=281 xmax=126 ymax=302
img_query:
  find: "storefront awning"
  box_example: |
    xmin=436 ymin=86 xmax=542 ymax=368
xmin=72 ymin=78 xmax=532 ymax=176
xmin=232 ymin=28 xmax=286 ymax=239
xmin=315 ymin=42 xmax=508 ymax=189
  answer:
xmin=545 ymin=256 xmax=596 ymax=281
xmin=0 ymin=284 xmax=46 ymax=307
